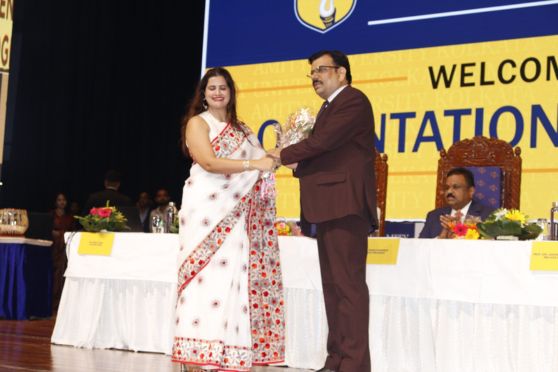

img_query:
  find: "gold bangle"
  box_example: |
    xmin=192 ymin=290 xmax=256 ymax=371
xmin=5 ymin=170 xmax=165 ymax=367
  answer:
xmin=243 ymin=160 xmax=250 ymax=171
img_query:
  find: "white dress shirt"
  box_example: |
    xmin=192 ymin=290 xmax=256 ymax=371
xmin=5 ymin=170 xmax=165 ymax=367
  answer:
xmin=326 ymin=84 xmax=348 ymax=104
xmin=451 ymin=200 xmax=472 ymax=222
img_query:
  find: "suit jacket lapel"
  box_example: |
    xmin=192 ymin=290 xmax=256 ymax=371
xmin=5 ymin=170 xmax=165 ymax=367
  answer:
xmin=442 ymin=206 xmax=452 ymax=216
xmin=312 ymin=86 xmax=350 ymax=133
xmin=468 ymin=200 xmax=482 ymax=216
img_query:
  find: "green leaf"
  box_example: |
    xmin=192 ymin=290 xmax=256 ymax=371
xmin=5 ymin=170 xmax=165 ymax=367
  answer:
xmin=477 ymin=220 xmax=541 ymax=240
xmin=500 ymin=220 xmax=522 ymax=235
xmin=519 ymin=223 xmax=543 ymax=240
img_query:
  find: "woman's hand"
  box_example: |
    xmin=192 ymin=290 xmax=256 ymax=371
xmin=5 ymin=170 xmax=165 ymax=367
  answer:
xmin=266 ymin=148 xmax=281 ymax=160
xmin=251 ymin=156 xmax=276 ymax=172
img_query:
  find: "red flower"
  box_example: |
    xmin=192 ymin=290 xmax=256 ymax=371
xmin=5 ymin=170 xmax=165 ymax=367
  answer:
xmin=453 ymin=223 xmax=468 ymax=237
xmin=97 ymin=208 xmax=112 ymax=218
xmin=89 ymin=208 xmax=99 ymax=216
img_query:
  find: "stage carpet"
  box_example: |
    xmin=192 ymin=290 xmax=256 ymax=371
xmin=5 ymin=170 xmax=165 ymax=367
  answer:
xmin=0 ymin=319 xmax=311 ymax=372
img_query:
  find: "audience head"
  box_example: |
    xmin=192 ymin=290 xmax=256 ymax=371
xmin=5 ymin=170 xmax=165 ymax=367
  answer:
xmin=70 ymin=201 xmax=80 ymax=216
xmin=104 ymin=170 xmax=122 ymax=190
xmin=308 ymin=50 xmax=351 ymax=100
xmin=444 ymin=167 xmax=475 ymax=210
xmin=182 ymin=67 xmax=239 ymax=155
xmin=154 ymin=188 xmax=170 ymax=207
xmin=54 ymin=192 xmax=69 ymax=212
xmin=137 ymin=192 xmax=152 ymax=209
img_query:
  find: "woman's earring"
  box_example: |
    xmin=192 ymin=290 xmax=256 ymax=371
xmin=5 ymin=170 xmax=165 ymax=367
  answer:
xmin=202 ymin=98 xmax=208 ymax=110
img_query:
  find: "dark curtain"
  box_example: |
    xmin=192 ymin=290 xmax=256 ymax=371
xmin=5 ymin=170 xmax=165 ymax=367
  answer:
xmin=1 ymin=0 xmax=204 ymax=211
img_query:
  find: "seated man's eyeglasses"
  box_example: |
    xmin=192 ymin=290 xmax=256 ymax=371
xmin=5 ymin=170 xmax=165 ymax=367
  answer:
xmin=443 ymin=184 xmax=469 ymax=191
xmin=307 ymin=65 xmax=339 ymax=78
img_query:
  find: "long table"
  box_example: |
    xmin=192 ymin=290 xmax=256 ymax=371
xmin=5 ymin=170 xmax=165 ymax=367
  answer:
xmin=52 ymin=233 xmax=558 ymax=371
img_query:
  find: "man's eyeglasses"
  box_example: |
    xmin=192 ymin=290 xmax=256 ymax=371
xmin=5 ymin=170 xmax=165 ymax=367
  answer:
xmin=307 ymin=65 xmax=339 ymax=78
xmin=443 ymin=184 xmax=468 ymax=191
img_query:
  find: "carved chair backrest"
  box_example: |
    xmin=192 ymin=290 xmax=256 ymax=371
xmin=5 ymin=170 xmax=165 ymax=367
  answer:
xmin=436 ymin=136 xmax=521 ymax=210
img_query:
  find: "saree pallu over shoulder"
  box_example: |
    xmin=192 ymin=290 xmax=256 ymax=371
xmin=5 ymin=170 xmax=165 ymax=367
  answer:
xmin=173 ymin=112 xmax=284 ymax=370
xmin=210 ymin=122 xmax=245 ymax=159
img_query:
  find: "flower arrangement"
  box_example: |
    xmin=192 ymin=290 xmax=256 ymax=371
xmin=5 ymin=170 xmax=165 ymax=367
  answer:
xmin=276 ymin=107 xmax=316 ymax=147
xmin=449 ymin=221 xmax=480 ymax=240
xmin=75 ymin=203 xmax=129 ymax=232
xmin=274 ymin=218 xmax=303 ymax=236
xmin=275 ymin=220 xmax=292 ymax=236
xmin=476 ymin=208 xmax=542 ymax=240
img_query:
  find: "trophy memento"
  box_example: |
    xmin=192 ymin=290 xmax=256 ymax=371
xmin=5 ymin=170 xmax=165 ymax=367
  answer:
xmin=0 ymin=209 xmax=29 ymax=236
xmin=320 ymin=0 xmax=336 ymax=29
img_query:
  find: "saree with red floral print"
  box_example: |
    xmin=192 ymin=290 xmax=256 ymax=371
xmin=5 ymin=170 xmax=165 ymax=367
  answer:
xmin=172 ymin=111 xmax=285 ymax=371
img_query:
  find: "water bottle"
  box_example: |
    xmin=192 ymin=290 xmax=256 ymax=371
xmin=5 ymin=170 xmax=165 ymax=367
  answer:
xmin=151 ymin=215 xmax=164 ymax=233
xmin=165 ymin=202 xmax=177 ymax=233
xmin=536 ymin=218 xmax=548 ymax=241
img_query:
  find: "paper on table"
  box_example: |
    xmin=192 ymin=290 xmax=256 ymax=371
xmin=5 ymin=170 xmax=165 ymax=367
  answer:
xmin=77 ymin=232 xmax=115 ymax=256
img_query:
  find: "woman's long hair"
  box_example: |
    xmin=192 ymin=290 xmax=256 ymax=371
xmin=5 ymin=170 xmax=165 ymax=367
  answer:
xmin=181 ymin=67 xmax=240 ymax=156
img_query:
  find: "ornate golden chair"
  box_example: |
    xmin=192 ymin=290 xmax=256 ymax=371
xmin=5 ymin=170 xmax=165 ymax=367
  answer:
xmin=435 ymin=136 xmax=522 ymax=210
xmin=375 ymin=152 xmax=388 ymax=236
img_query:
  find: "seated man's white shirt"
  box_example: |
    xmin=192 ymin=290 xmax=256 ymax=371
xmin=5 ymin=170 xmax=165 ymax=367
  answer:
xmin=451 ymin=200 xmax=472 ymax=222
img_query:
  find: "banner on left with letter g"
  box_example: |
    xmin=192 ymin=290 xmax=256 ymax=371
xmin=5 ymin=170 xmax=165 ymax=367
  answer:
xmin=0 ymin=0 xmax=14 ymax=177
xmin=0 ymin=0 xmax=13 ymax=72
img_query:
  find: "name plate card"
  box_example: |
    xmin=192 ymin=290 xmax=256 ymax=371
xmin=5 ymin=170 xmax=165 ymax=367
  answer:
xmin=530 ymin=241 xmax=558 ymax=271
xmin=367 ymin=238 xmax=400 ymax=265
xmin=77 ymin=232 xmax=115 ymax=256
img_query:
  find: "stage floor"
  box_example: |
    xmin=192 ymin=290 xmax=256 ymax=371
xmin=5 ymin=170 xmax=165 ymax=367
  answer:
xmin=0 ymin=319 xmax=311 ymax=372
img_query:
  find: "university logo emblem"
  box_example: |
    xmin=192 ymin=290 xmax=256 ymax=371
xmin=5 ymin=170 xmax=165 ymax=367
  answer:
xmin=294 ymin=0 xmax=357 ymax=34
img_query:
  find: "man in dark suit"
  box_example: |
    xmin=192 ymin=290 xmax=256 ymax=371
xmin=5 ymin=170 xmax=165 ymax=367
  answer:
xmin=419 ymin=167 xmax=495 ymax=238
xmin=82 ymin=170 xmax=132 ymax=214
xmin=275 ymin=50 xmax=377 ymax=372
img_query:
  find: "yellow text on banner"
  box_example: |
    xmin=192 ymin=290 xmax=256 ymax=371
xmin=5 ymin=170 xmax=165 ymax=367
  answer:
xmin=78 ymin=232 xmax=115 ymax=256
xmin=530 ymin=241 xmax=558 ymax=271
xmin=367 ymin=238 xmax=400 ymax=265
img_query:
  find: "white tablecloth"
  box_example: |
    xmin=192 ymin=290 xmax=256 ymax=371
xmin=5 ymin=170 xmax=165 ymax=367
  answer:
xmin=282 ymin=238 xmax=558 ymax=371
xmin=0 ymin=236 xmax=52 ymax=246
xmin=52 ymin=233 xmax=558 ymax=371
xmin=51 ymin=233 xmax=178 ymax=353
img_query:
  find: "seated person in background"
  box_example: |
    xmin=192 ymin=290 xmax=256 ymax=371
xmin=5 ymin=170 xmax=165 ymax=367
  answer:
xmin=70 ymin=201 xmax=80 ymax=216
xmin=51 ymin=192 xmax=75 ymax=311
xmin=136 ymin=191 xmax=153 ymax=232
xmin=82 ymin=170 xmax=132 ymax=213
xmin=149 ymin=188 xmax=170 ymax=232
xmin=419 ymin=167 xmax=495 ymax=239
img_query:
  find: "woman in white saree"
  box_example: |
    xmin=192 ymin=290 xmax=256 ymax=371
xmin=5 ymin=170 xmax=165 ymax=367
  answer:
xmin=172 ymin=67 xmax=285 ymax=371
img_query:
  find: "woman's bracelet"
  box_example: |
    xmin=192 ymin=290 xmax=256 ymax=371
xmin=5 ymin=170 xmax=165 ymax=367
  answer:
xmin=242 ymin=160 xmax=250 ymax=171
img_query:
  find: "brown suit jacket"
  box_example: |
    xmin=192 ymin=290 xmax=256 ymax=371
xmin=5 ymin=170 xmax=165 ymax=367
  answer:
xmin=281 ymin=86 xmax=378 ymax=228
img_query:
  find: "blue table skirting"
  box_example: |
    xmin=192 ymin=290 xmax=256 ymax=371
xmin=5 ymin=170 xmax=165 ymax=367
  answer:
xmin=0 ymin=243 xmax=52 ymax=320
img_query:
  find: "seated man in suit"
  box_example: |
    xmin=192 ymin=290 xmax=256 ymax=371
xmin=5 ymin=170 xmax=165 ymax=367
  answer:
xmin=83 ymin=170 xmax=132 ymax=214
xmin=419 ymin=167 xmax=495 ymax=238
